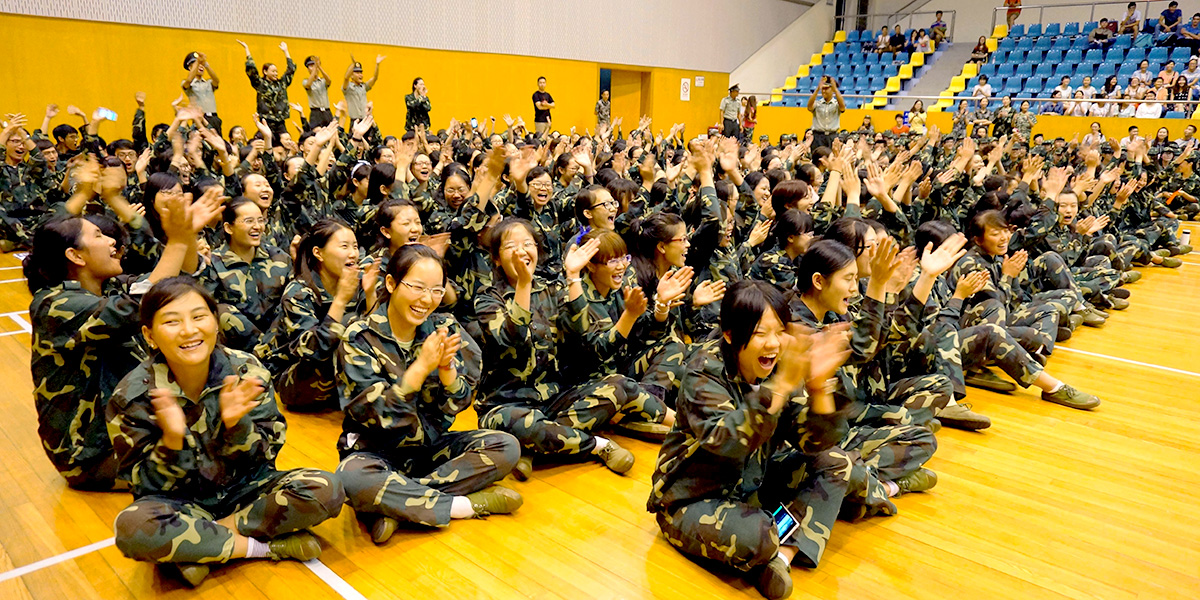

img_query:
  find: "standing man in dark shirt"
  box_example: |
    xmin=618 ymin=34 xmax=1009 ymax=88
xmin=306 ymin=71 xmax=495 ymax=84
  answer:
xmin=532 ymin=76 xmax=555 ymax=136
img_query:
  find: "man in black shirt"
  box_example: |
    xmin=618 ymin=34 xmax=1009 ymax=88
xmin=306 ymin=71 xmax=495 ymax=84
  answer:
xmin=888 ymin=25 xmax=906 ymax=52
xmin=532 ymin=76 xmax=555 ymax=136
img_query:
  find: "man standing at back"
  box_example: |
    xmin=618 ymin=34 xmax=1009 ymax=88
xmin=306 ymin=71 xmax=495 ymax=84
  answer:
xmin=719 ymin=85 xmax=740 ymax=137
xmin=807 ymin=76 xmax=845 ymax=151
xmin=532 ymin=77 xmax=555 ymax=136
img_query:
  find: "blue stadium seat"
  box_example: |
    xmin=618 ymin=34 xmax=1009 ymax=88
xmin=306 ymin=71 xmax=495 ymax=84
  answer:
xmin=856 ymin=76 xmax=871 ymax=91
xmin=1015 ymin=63 xmax=1034 ymax=78
xmin=870 ymin=76 xmax=886 ymax=90
xmin=1084 ymin=49 xmax=1104 ymax=63
xmin=1065 ymin=49 xmax=1083 ymax=63
xmin=1070 ymin=36 xmax=1089 ymax=50
xmin=865 ymin=52 xmax=879 ymax=65
xmin=1117 ymin=62 xmax=1136 ymax=76
xmin=1095 ymin=63 xmax=1117 ymax=78
xmin=1170 ymin=47 xmax=1192 ymax=63
xmin=1017 ymin=38 xmax=1034 ymax=53
xmin=1034 ymin=36 xmax=1053 ymax=53
xmin=1026 ymin=23 xmax=1042 ymax=38
xmin=883 ymin=64 xmax=900 ymax=78
xmin=991 ymin=76 xmax=1007 ymax=89
xmin=1082 ymin=21 xmax=1098 ymax=35
xmin=837 ymin=64 xmax=853 ymax=78
xmin=847 ymin=30 xmax=861 ymax=42
xmin=996 ymin=63 xmax=1015 ymax=78
xmin=881 ymin=52 xmax=894 ymax=63
xmin=1051 ymin=37 xmax=1072 ymax=52
xmin=1045 ymin=23 xmax=1061 ymax=37
xmin=1075 ymin=63 xmax=1095 ymax=77
xmin=1035 ymin=63 xmax=1055 ymax=79
xmin=1063 ymin=22 xmax=1080 ymax=36
xmin=1023 ymin=77 xmax=1045 ymax=95
xmin=867 ymin=64 xmax=883 ymax=77
xmin=999 ymin=38 xmax=1016 ymax=52
xmin=979 ymin=64 xmax=998 ymax=78
xmin=1070 ymin=74 xmax=1085 ymax=87
xmin=1007 ymin=51 xmax=1025 ymax=64
xmin=895 ymin=52 xmax=909 ymax=64
xmin=1147 ymin=61 xmax=1161 ymax=73
xmin=1148 ymin=47 xmax=1169 ymax=62
xmin=1054 ymin=63 xmax=1074 ymax=78
xmin=1112 ymin=35 xmax=1133 ymax=50
xmin=1166 ymin=111 xmax=1186 ymax=119
xmin=810 ymin=64 xmax=825 ymax=77
xmin=1108 ymin=48 xmax=1129 ymax=63
xmin=1010 ymin=24 xmax=1025 ymax=38
xmin=1043 ymin=50 xmax=1063 ymax=65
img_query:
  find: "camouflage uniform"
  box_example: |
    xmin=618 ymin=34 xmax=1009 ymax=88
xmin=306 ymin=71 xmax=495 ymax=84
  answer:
xmin=951 ymin=247 xmax=1062 ymax=353
xmin=748 ymin=249 xmax=799 ymax=290
xmin=474 ymin=278 xmax=665 ymax=457
xmin=107 ymin=347 xmax=344 ymax=564
xmin=245 ymin=57 xmax=297 ymax=139
xmin=445 ymin=195 xmax=496 ymax=328
xmin=511 ymin=190 xmax=568 ymax=279
xmin=197 ymin=244 xmax=292 ymax=352
xmin=257 ymin=278 xmax=366 ymax=411
xmin=648 ymin=340 xmax=851 ymax=570
xmin=0 ymin=144 xmax=54 ymax=248
xmin=336 ymin=306 xmax=518 ymax=527
xmin=280 ymin=162 xmax=334 ymax=235
xmin=30 ymin=280 xmax=148 ymax=489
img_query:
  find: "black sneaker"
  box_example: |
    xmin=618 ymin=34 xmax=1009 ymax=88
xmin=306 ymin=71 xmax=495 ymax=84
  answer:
xmin=750 ymin=555 xmax=793 ymax=599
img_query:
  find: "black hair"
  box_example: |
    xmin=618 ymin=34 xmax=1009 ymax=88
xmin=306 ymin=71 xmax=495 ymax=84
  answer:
xmin=719 ymin=280 xmax=791 ymax=372
xmin=795 ymin=239 xmax=857 ymax=294
xmin=966 ymin=209 xmax=1008 ymax=242
xmin=372 ymin=198 xmax=419 ymax=251
xmin=23 ymin=216 xmax=85 ymax=292
xmin=573 ymin=185 xmax=610 ymax=226
xmin=553 ymin=153 xmax=574 ymax=180
xmin=765 ymin=168 xmax=790 ymax=191
xmin=913 ymin=220 xmax=957 ymax=254
xmin=107 ymin=139 xmax=135 ymax=155
xmin=139 ymin=276 xmax=217 ymax=332
xmin=483 ymin=218 xmax=540 ymax=279
xmin=595 ymin=167 xmax=621 ymax=188
xmin=367 ymin=145 xmax=391 ymax=163
xmin=436 ymin=164 xmax=473 ymax=210
xmin=51 ymin=124 xmax=78 ymax=142
xmin=822 ymin=217 xmax=870 ymax=256
xmin=368 ymin=163 xmax=398 ymax=204
xmin=411 ymin=77 xmax=423 ymax=92
xmin=295 ymin=219 xmax=355 ymax=297
xmin=628 ymin=212 xmax=685 ymax=291
xmin=744 ymin=171 xmax=767 ymax=193
xmin=771 ymin=180 xmax=810 ymax=217
xmin=143 ymin=171 xmax=182 ymax=240
xmin=527 ymin=165 xmax=551 ymax=184
xmin=772 ymin=209 xmax=814 ymax=250
xmin=222 ymin=196 xmax=258 ymax=224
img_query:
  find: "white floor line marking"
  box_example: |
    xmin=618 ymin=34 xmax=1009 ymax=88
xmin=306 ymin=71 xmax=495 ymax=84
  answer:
xmin=1056 ymin=346 xmax=1200 ymax=378
xmin=302 ymin=559 xmax=368 ymax=600
xmin=0 ymin=537 xmax=115 ymax=583
xmin=9 ymin=313 xmax=30 ymax=333
xmin=0 ymin=330 xmax=29 ymax=338
xmin=0 ymin=266 xmax=21 ymax=270
xmin=0 ymin=278 xmax=26 ymax=284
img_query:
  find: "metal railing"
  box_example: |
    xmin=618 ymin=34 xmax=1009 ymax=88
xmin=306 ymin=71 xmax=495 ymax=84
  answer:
xmin=989 ymin=1 xmax=1178 ymax=34
xmin=746 ymin=90 xmax=1200 ymax=110
xmin=834 ymin=9 xmax=957 ymax=43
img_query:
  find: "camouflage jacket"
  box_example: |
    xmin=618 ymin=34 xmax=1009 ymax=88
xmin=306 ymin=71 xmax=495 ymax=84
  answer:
xmin=648 ymin=339 xmax=847 ymax=513
xmin=256 ymin=277 xmax=366 ymax=374
xmin=0 ymin=146 xmax=54 ymax=245
xmin=337 ymin=306 xmax=481 ymax=458
xmin=788 ymin=293 xmax=892 ymax=412
xmin=281 ymin=162 xmax=334 ymax=235
xmin=445 ymin=195 xmax=497 ymax=321
xmin=511 ymin=189 xmax=567 ymax=278
xmin=30 ymin=280 xmax=148 ymax=477
xmin=106 ymin=347 xmax=284 ymax=500
xmin=749 ymin=249 xmax=799 ymax=291
xmin=560 ymin=273 xmax=669 ymax=384
xmin=950 ymin=247 xmax=1023 ymax=312
xmin=473 ymin=276 xmax=590 ymax=410
xmin=198 ymin=244 xmax=292 ymax=334
xmin=245 ymin=57 xmax=297 ymax=123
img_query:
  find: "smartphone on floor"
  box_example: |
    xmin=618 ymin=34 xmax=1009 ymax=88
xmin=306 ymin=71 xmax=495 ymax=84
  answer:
xmin=772 ymin=505 xmax=799 ymax=541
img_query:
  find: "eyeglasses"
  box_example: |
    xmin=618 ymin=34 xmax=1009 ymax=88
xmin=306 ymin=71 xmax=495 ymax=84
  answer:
xmin=592 ymin=200 xmax=619 ymax=211
xmin=237 ymin=217 xmax=266 ymax=226
xmin=400 ymin=280 xmax=446 ymax=298
xmin=600 ymin=254 xmax=631 ymax=268
xmin=501 ymin=241 xmax=539 ymax=252
xmin=529 ymin=181 xmax=553 ymax=190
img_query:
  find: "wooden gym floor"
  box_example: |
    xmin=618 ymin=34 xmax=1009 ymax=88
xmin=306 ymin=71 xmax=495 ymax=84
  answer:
xmin=0 ymin=224 xmax=1197 ymax=600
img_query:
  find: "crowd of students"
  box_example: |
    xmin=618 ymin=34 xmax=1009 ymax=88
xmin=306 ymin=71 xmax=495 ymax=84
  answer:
xmin=2 ymin=39 xmax=1193 ymax=598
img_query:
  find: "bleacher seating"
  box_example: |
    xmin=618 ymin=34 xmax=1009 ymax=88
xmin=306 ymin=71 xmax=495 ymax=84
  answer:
xmin=939 ymin=19 xmax=1199 ymax=118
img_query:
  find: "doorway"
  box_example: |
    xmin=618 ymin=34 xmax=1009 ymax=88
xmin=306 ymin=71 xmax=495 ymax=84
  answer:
xmin=599 ymin=68 xmax=650 ymax=130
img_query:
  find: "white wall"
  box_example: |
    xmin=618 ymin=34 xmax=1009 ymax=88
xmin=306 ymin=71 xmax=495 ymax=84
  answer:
xmin=731 ymin=2 xmax=833 ymax=94
xmin=0 ymin=0 xmax=807 ymax=73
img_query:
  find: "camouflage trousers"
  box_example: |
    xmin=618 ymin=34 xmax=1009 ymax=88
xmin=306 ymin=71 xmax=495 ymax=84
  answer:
xmin=965 ymin=296 xmax=1060 ymax=355
xmin=629 ymin=341 xmax=689 ymax=408
xmin=655 ymin=446 xmax=851 ymax=572
xmin=60 ymin=452 xmax=127 ymax=491
xmin=337 ymin=429 xmax=520 ymax=527
xmin=1071 ymin=257 xmax=1121 ymax=300
xmin=839 ymin=422 xmax=937 ymax=518
xmin=113 ymin=468 xmax=344 ymax=564
xmin=217 ymin=304 xmax=266 ymax=353
xmin=849 ymin=375 xmax=954 ymax=427
xmin=935 ymin=323 xmax=1044 ymax=397
xmin=479 ymin=374 xmax=665 ymax=456
xmin=276 ymin=355 xmax=338 ymax=412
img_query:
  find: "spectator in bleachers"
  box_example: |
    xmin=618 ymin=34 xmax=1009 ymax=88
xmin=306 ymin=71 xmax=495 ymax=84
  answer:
xmin=1118 ymin=92 xmax=1138 ymax=116
xmin=806 ymin=77 xmax=845 ymax=150
xmin=971 ymin=75 xmax=993 ymax=108
xmin=931 ymin=11 xmax=948 ymax=43
xmin=1013 ymin=101 xmax=1037 ymax=140
xmin=909 ymin=100 xmax=927 ymax=135
xmin=1118 ymin=3 xmax=1142 ymax=36
xmin=1159 ymin=60 xmax=1181 ymax=87
xmin=916 ymin=30 xmax=933 ymax=53
xmin=888 ymin=25 xmax=907 ymax=54
xmin=970 ymin=37 xmax=990 ymax=64
xmin=1052 ymin=76 xmax=1074 ymax=100
xmin=1004 ymin=0 xmax=1022 ymax=29
xmin=1159 ymin=1 xmax=1183 ymax=35
xmin=595 ymin=89 xmax=610 ymax=129
xmin=1119 ymin=125 xmax=1143 ymax=149
xmin=742 ymin=96 xmax=758 ymax=143
xmin=952 ymin=99 xmax=970 ymax=136
xmin=1102 ymin=75 xmax=1123 ymax=99
xmin=1089 ymin=19 xmax=1115 ymax=50
xmin=1089 ymin=92 xmax=1116 ymax=117
xmin=1171 ymin=13 xmax=1200 ymax=51
xmin=1151 ymin=76 xmax=1171 ymax=101
xmin=971 ymin=98 xmax=994 ymax=137
xmin=992 ymin=96 xmax=1014 ymax=138
xmin=874 ymin=26 xmax=891 ymax=53
xmin=1077 ymin=76 xmax=1098 ymax=99
xmin=1135 ymin=90 xmax=1165 ymax=117
xmin=1065 ymin=90 xmax=1090 ymax=116
xmin=1170 ymin=78 xmax=1193 ymax=111
xmin=1132 ymin=60 xmax=1155 ymax=86
xmin=1081 ymin=121 xmax=1106 ymax=147
xmin=890 ymin=114 xmax=910 ymax=136
xmin=1040 ymin=90 xmax=1065 ymax=114
xmin=856 ymin=114 xmax=875 ymax=133
xmin=1181 ymin=57 xmax=1200 ymax=84
xmin=1150 ymin=126 xmax=1171 ymax=150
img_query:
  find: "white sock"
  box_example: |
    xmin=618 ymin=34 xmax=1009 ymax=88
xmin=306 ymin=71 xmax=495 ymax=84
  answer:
xmin=884 ymin=480 xmax=900 ymax=497
xmin=1048 ymin=382 xmax=1064 ymax=393
xmin=450 ymin=496 xmax=475 ymax=519
xmin=245 ymin=538 xmax=270 ymax=558
xmin=592 ymin=436 xmax=610 ymax=453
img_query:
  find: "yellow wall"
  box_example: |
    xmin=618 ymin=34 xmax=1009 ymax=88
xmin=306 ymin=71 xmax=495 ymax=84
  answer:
xmin=754 ymin=106 xmax=1200 ymax=144
xmin=609 ymin=70 xmax=645 ymax=130
xmin=0 ymin=13 xmax=728 ymax=139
